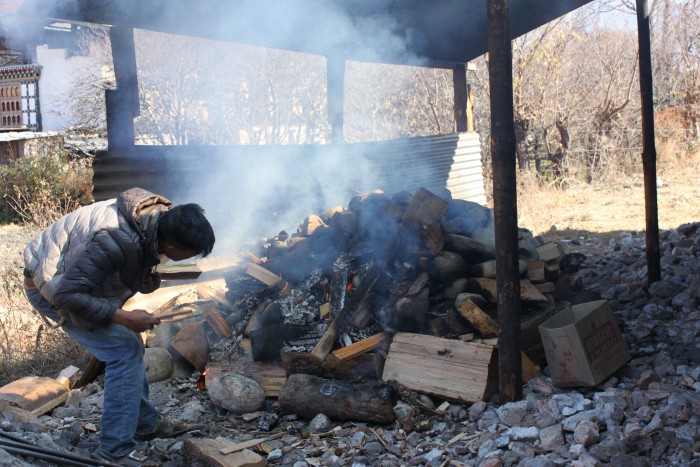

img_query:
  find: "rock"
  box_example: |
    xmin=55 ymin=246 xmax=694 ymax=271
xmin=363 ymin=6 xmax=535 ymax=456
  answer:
xmin=144 ymin=347 xmax=174 ymax=383
xmin=207 ymin=372 xmax=265 ymax=413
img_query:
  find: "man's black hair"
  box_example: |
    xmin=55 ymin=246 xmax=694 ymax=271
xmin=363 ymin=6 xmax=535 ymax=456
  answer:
xmin=157 ymin=203 xmax=215 ymax=257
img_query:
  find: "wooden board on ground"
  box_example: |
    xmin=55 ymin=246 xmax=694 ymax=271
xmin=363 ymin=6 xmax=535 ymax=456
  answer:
xmin=473 ymin=278 xmax=548 ymax=304
xmin=0 ymin=376 xmax=69 ymax=417
xmin=382 ymin=332 xmax=494 ymax=402
xmin=182 ymin=437 xmax=266 ymax=467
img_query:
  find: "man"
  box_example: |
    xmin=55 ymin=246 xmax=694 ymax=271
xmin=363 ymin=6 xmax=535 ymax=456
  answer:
xmin=23 ymin=187 xmax=215 ymax=465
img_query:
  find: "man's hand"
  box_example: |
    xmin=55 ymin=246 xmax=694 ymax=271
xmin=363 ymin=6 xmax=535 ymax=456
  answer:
xmin=113 ymin=309 xmax=161 ymax=333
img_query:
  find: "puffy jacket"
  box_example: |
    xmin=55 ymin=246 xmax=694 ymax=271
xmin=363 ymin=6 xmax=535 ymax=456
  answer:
xmin=23 ymin=187 xmax=172 ymax=330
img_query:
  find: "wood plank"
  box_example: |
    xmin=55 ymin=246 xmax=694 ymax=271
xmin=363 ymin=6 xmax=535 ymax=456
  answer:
xmin=527 ymin=260 xmax=546 ymax=283
xmin=536 ymin=242 xmax=564 ymax=262
xmin=156 ymin=262 xmax=203 ymax=280
xmin=182 ymin=438 xmax=266 ymax=467
xmin=381 ymin=332 xmax=494 ymax=402
xmin=0 ymin=376 xmax=69 ymax=416
xmin=246 ymin=263 xmax=284 ymax=287
xmin=457 ymin=300 xmax=500 ymax=338
xmin=203 ymin=302 xmax=233 ymax=338
xmin=473 ymin=278 xmax=548 ymax=303
xmin=534 ymin=282 xmax=556 ymax=294
xmin=402 ymin=187 xmax=449 ymax=226
xmin=197 ymin=284 xmax=236 ymax=311
xmin=332 ymin=332 xmax=392 ymax=361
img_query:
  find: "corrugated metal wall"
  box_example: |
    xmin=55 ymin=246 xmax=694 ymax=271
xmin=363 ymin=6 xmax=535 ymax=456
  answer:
xmin=93 ymin=132 xmax=485 ymax=205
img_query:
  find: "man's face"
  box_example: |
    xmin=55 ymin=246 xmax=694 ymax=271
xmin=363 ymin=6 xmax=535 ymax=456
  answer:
xmin=161 ymin=242 xmax=199 ymax=262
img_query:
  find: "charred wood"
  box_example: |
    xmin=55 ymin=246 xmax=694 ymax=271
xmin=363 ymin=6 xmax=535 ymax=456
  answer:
xmin=278 ymin=374 xmax=397 ymax=424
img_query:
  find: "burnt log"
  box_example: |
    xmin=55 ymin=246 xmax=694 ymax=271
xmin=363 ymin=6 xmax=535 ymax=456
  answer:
xmin=278 ymin=374 xmax=397 ymax=424
xmin=281 ymin=352 xmax=384 ymax=380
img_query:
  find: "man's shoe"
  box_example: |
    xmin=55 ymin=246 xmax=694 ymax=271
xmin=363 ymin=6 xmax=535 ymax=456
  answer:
xmin=92 ymin=449 xmax=147 ymax=466
xmin=135 ymin=417 xmax=191 ymax=441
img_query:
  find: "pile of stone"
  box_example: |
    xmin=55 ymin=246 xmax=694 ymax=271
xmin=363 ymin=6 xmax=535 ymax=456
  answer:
xmin=0 ymin=221 xmax=698 ymax=467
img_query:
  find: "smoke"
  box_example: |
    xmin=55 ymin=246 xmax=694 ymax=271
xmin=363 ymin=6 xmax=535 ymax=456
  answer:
xmin=2 ymin=0 xmax=443 ymax=258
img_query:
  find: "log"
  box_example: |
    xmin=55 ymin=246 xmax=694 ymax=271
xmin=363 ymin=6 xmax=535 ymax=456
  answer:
xmin=457 ymin=299 xmax=500 ymax=338
xmin=203 ymin=303 xmax=233 ymax=338
xmin=457 ymin=299 xmax=542 ymax=383
xmin=250 ymin=325 xmax=284 ymax=362
xmin=332 ymin=332 xmax=392 ymax=362
xmin=281 ymin=352 xmax=384 ymax=380
xmin=181 ymin=438 xmax=265 ymax=467
xmin=246 ymin=263 xmax=289 ymax=294
xmin=473 ymin=278 xmax=548 ymax=304
xmin=527 ymin=260 xmax=546 ymax=283
xmin=55 ymin=365 xmax=81 ymax=389
xmin=382 ymin=332 xmax=494 ymax=402
xmin=197 ymin=284 xmax=236 ymax=311
xmin=444 ymin=233 xmax=496 ymax=263
xmin=536 ymin=242 xmax=565 ymax=262
xmin=171 ymin=321 xmax=209 ymax=371
xmin=278 ymin=374 xmax=397 ymax=424
xmin=469 ymin=259 xmax=527 ymax=279
xmin=74 ymin=356 xmax=105 ymax=388
xmin=402 ymin=187 xmax=449 ymax=226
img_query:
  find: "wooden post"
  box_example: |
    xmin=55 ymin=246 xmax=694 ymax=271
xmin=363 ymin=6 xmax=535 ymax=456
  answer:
xmin=107 ymin=25 xmax=138 ymax=150
xmin=487 ymin=0 xmax=522 ymax=402
xmin=327 ymin=56 xmax=345 ymax=143
xmin=453 ymin=63 xmax=468 ymax=132
xmin=635 ymin=0 xmax=661 ymax=284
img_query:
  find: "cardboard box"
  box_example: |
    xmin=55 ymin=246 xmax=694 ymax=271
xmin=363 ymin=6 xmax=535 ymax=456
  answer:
xmin=539 ymin=300 xmax=630 ymax=387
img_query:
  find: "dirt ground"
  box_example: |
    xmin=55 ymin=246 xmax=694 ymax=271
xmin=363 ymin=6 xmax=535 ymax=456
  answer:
xmin=515 ymin=154 xmax=700 ymax=250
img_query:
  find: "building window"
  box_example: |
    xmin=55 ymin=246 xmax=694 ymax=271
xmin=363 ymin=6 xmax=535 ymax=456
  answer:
xmin=0 ymin=65 xmax=42 ymax=131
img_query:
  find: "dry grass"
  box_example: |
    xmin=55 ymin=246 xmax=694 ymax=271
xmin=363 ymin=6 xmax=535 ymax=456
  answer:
xmin=0 ymin=252 xmax=90 ymax=387
xmin=517 ymin=147 xmax=700 ymax=245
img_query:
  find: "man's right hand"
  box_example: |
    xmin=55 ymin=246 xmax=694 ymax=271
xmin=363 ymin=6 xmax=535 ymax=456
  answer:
xmin=113 ymin=309 xmax=161 ymax=333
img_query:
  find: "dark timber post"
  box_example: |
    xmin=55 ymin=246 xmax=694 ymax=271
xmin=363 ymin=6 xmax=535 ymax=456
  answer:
xmin=107 ymin=25 xmax=138 ymax=151
xmin=636 ymin=0 xmax=661 ymax=284
xmin=327 ymin=57 xmax=345 ymax=143
xmin=453 ymin=63 xmax=468 ymax=133
xmin=487 ymin=0 xmax=522 ymax=402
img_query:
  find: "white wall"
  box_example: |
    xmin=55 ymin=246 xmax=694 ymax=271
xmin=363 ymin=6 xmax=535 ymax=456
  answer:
xmin=35 ymin=45 xmax=99 ymax=131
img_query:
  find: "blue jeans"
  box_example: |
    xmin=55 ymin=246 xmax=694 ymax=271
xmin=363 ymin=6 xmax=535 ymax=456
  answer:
xmin=25 ymin=289 xmax=161 ymax=458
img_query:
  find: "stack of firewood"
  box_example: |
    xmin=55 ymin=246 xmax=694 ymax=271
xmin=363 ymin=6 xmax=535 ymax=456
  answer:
xmin=171 ymin=187 xmax=572 ymax=422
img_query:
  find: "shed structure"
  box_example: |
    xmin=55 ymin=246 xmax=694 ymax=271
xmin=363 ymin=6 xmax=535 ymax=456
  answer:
xmin=1 ymin=0 xmax=661 ymax=401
